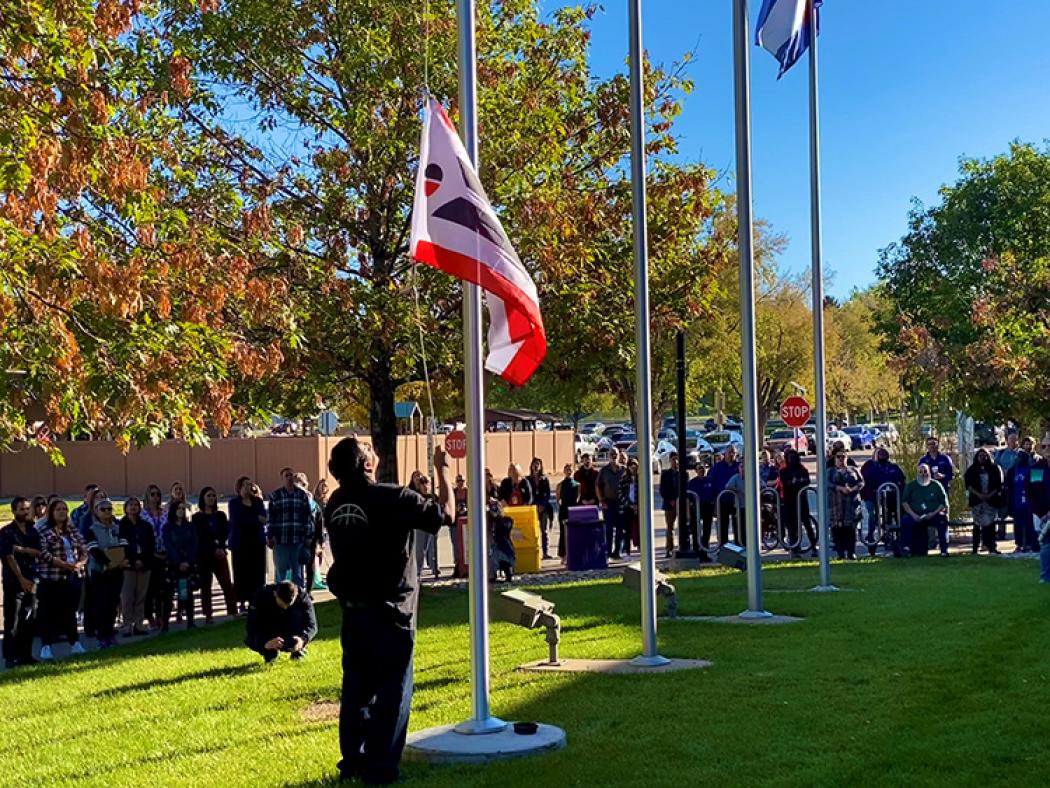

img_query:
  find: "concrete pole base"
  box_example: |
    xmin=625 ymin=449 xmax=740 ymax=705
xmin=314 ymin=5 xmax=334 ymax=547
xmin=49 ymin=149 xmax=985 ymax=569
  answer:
xmin=405 ymin=722 xmax=566 ymax=765
xmin=738 ymin=608 xmax=774 ymax=620
xmin=453 ymin=715 xmax=507 ymax=735
xmin=809 ymin=584 xmax=840 ymax=593
xmin=629 ymin=654 xmax=672 ymax=668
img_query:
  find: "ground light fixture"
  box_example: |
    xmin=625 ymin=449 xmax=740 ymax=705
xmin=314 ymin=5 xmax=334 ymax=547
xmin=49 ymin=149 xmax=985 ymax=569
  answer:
xmin=622 ymin=562 xmax=678 ymax=619
xmin=492 ymin=589 xmax=561 ymax=665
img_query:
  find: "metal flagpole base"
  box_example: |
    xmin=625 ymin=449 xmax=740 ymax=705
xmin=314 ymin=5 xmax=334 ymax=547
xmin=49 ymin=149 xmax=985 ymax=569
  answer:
xmin=406 ymin=721 xmax=565 ymax=765
xmin=453 ymin=716 xmax=508 ymax=735
xmin=738 ymin=609 xmax=774 ymax=620
xmin=809 ymin=585 xmax=840 ymax=593
xmin=629 ymin=654 xmax=673 ymax=668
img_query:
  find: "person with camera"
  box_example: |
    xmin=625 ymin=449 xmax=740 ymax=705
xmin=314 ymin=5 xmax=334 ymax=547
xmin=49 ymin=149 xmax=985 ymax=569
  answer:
xmin=244 ymin=580 xmax=317 ymax=663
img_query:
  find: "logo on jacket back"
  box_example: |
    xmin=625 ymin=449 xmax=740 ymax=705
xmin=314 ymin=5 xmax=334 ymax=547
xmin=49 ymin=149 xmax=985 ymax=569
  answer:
xmin=329 ymin=503 xmax=369 ymax=531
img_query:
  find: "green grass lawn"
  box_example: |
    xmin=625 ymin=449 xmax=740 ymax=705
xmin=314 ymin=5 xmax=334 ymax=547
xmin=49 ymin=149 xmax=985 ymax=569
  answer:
xmin=3 ymin=556 xmax=1046 ymax=787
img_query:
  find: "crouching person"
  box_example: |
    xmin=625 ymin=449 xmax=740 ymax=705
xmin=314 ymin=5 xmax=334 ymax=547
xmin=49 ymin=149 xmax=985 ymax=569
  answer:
xmin=245 ymin=580 xmax=317 ymax=663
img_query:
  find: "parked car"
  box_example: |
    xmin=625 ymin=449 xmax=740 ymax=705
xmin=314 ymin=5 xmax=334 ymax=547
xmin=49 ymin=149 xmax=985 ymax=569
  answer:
xmin=575 ymin=433 xmax=599 ymax=462
xmin=872 ymin=423 xmax=899 ymax=445
xmin=651 ymin=440 xmax=680 ymax=473
xmin=657 ymin=428 xmax=677 ymax=443
xmin=766 ymin=429 xmax=808 ymax=455
xmin=580 ymin=422 xmax=606 ymax=436
xmin=704 ymin=430 xmax=744 ymax=454
xmin=827 ymin=428 xmax=852 ymax=448
xmin=842 ymin=425 xmax=875 ymax=450
xmin=974 ymin=421 xmax=1002 ymax=447
xmin=764 ymin=419 xmax=787 ymax=436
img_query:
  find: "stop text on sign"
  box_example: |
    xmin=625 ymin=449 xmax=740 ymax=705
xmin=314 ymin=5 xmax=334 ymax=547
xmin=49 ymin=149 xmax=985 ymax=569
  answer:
xmin=446 ymin=430 xmax=468 ymax=459
xmin=780 ymin=396 xmax=811 ymax=428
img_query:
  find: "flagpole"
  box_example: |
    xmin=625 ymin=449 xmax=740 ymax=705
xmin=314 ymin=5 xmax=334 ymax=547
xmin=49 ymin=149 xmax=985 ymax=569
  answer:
xmin=732 ymin=0 xmax=770 ymax=618
xmin=627 ymin=0 xmax=670 ymax=666
xmin=454 ymin=0 xmax=506 ymax=735
xmin=807 ymin=0 xmax=836 ymax=592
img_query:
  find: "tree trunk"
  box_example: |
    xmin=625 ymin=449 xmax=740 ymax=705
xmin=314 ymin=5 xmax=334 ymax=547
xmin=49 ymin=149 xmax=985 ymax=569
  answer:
xmin=368 ymin=360 xmax=399 ymax=484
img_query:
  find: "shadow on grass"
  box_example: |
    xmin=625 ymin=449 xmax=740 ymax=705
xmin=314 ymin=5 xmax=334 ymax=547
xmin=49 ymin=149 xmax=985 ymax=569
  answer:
xmin=94 ymin=662 xmax=262 ymax=698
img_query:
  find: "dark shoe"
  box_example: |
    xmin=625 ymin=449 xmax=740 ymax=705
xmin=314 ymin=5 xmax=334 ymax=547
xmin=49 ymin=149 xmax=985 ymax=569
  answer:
xmin=847 ymin=553 xmax=857 ymax=561
xmin=4 ymin=660 xmax=17 ymax=669
xmin=940 ymin=550 xmax=949 ymax=557
xmin=291 ymin=649 xmax=307 ymax=660
xmin=989 ymin=548 xmax=1002 ymax=555
xmin=264 ymin=654 xmax=277 ymax=665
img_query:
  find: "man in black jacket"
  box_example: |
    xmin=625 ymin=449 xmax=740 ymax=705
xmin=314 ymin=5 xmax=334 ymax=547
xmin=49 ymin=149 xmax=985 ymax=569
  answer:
xmin=1 ymin=497 xmax=42 ymax=668
xmin=659 ymin=453 xmax=680 ymax=557
xmin=244 ymin=580 xmax=317 ymax=663
xmin=325 ymin=439 xmax=452 ymax=786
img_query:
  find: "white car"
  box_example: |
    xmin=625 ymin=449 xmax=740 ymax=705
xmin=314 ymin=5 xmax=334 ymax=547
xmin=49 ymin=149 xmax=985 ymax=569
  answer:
xmin=827 ymin=429 xmax=851 ymax=448
xmin=872 ymin=423 xmax=899 ymax=445
xmin=704 ymin=430 xmax=744 ymax=454
xmin=575 ymin=433 xmax=599 ymax=461
xmin=653 ymin=439 xmax=680 ymax=472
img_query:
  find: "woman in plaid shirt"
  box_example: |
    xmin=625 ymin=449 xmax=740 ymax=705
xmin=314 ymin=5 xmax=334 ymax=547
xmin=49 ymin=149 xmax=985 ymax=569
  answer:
xmin=36 ymin=500 xmax=88 ymax=660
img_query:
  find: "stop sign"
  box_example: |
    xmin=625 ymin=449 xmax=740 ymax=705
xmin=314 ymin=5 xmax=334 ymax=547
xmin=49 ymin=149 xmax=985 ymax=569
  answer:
xmin=445 ymin=430 xmax=468 ymax=459
xmin=780 ymin=396 xmax=811 ymax=428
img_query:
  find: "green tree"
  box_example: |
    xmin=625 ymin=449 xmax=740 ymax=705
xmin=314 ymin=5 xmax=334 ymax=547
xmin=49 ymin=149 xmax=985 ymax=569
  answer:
xmin=877 ymin=142 xmax=1050 ymax=428
xmin=824 ymin=288 xmax=901 ymax=423
xmin=166 ymin=0 xmax=703 ymax=479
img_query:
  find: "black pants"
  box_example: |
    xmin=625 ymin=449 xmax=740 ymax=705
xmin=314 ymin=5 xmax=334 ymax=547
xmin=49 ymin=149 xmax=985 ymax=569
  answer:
xmin=90 ymin=570 xmax=124 ymax=640
xmin=537 ymin=504 xmax=553 ymax=556
xmin=2 ymin=581 xmax=36 ymax=664
xmin=832 ymin=524 xmax=857 ymax=557
xmin=697 ymin=502 xmax=714 ymax=548
xmin=247 ymin=627 xmax=310 ymax=662
xmin=339 ymin=607 xmax=415 ymax=785
xmin=232 ymin=543 xmax=267 ymax=604
xmin=37 ymin=577 xmax=81 ymax=646
xmin=165 ymin=566 xmax=196 ymax=626
xmin=972 ymin=524 xmax=998 ymax=553
xmin=557 ymin=510 xmax=568 ymax=558
xmin=718 ymin=498 xmax=746 ymax=545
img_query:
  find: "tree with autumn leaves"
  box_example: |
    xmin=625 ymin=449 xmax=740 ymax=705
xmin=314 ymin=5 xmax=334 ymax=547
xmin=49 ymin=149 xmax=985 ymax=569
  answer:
xmin=0 ymin=0 xmax=298 ymax=457
xmin=6 ymin=0 xmax=893 ymax=476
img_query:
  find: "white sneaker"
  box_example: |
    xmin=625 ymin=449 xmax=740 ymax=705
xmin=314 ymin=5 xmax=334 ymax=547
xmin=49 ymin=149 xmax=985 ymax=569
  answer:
xmin=39 ymin=646 xmax=54 ymax=661
xmin=70 ymin=642 xmax=86 ymax=655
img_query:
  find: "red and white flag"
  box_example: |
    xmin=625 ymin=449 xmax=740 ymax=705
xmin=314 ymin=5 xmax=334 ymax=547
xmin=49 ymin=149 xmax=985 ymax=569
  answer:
xmin=410 ymin=99 xmax=546 ymax=387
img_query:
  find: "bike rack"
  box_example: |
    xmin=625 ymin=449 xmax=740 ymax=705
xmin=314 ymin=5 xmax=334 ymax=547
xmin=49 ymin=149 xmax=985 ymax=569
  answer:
xmin=797 ymin=485 xmax=819 ymax=552
xmin=864 ymin=482 xmax=902 ymax=550
xmin=685 ymin=490 xmax=722 ymax=557
xmin=716 ymin=488 xmax=742 ymax=546
xmin=761 ymin=487 xmax=786 ymax=551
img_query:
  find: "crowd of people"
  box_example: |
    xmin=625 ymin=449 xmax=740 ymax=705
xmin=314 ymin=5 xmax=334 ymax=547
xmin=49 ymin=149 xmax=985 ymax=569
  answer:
xmin=6 ymin=434 xmax=1050 ymax=669
xmin=657 ymin=434 xmax=1050 ymax=576
xmin=0 ymin=468 xmax=329 ymax=669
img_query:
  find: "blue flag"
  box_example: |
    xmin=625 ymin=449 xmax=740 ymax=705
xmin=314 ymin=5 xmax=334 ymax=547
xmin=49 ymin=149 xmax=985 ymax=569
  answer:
xmin=755 ymin=0 xmax=822 ymax=78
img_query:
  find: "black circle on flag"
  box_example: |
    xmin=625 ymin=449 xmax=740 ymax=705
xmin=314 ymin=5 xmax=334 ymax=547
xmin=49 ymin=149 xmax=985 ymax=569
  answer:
xmin=424 ymin=163 xmax=443 ymax=196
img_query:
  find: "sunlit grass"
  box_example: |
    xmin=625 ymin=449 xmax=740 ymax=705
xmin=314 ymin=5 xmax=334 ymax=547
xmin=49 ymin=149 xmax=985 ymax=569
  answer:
xmin=2 ymin=555 xmax=1046 ymax=786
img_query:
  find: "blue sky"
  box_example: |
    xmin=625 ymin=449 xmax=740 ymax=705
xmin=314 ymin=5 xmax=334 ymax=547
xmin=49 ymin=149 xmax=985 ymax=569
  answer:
xmin=556 ymin=0 xmax=1050 ymax=297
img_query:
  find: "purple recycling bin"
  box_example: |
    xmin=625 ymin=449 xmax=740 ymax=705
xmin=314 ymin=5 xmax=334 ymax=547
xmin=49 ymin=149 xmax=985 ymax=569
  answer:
xmin=566 ymin=506 xmax=607 ymax=571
